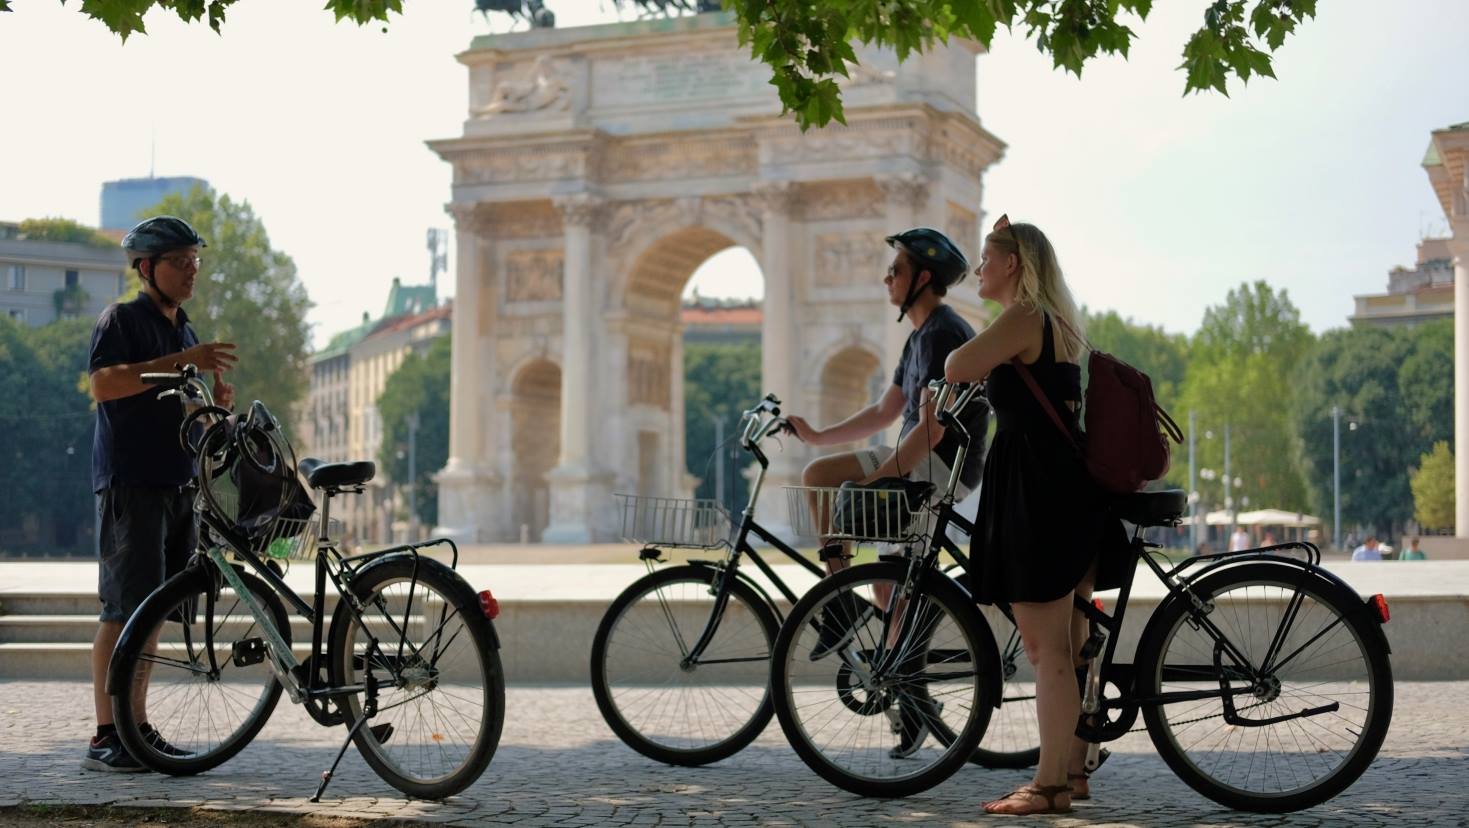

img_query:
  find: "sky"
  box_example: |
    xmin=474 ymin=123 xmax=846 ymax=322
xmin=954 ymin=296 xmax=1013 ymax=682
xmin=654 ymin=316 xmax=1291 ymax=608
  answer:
xmin=0 ymin=1 xmax=1464 ymax=349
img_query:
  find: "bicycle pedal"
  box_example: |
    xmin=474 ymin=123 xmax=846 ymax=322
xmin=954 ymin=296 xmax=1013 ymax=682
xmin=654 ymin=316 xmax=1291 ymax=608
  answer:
xmin=231 ymin=637 xmax=267 ymax=667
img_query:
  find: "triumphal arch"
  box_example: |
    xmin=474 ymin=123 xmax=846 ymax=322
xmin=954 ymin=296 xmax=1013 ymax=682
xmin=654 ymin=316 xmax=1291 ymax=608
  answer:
xmin=430 ymin=12 xmax=1003 ymax=543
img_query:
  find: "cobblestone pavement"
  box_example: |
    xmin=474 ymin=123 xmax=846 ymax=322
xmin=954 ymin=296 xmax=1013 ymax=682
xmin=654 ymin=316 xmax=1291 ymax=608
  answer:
xmin=0 ymin=681 xmax=1464 ymax=827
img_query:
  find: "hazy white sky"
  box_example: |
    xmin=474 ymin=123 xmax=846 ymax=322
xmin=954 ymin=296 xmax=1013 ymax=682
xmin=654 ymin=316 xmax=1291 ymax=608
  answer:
xmin=1 ymin=1 xmax=1464 ymax=348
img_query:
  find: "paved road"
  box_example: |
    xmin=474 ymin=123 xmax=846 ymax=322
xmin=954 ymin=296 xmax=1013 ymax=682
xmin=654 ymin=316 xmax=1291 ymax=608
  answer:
xmin=0 ymin=681 xmax=1465 ymax=827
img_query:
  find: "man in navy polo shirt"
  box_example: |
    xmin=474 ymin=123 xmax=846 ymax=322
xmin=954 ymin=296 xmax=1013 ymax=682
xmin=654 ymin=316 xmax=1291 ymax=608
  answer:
xmin=83 ymin=216 xmax=238 ymax=772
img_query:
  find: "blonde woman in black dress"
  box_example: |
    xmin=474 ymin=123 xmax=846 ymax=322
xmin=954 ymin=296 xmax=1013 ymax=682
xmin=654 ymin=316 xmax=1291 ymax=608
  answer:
xmin=945 ymin=216 xmax=1125 ymax=816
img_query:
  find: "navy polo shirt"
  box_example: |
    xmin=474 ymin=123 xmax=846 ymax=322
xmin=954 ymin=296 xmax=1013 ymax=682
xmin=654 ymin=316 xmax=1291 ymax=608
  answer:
xmin=90 ymin=294 xmax=200 ymax=492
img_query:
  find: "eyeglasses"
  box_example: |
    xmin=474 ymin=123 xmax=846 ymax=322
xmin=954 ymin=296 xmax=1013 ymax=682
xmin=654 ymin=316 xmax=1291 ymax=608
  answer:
xmin=157 ymin=254 xmax=203 ymax=270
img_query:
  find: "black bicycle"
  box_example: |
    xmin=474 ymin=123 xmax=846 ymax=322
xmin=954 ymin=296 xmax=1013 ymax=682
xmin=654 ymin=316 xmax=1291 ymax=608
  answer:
xmin=590 ymin=394 xmax=1039 ymax=768
xmin=771 ymin=379 xmax=1393 ymax=809
xmin=106 ymin=365 xmax=505 ymax=800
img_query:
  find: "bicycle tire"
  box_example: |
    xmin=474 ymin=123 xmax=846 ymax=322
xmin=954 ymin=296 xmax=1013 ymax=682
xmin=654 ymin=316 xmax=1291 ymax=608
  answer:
xmin=590 ymin=564 xmax=780 ymax=766
xmin=945 ymin=571 xmax=1040 ymax=769
xmin=112 ymin=565 xmax=288 ymax=775
xmin=1136 ymin=562 xmax=1393 ymax=812
xmin=328 ymin=557 xmax=505 ymax=800
xmin=770 ymin=562 xmax=999 ymax=797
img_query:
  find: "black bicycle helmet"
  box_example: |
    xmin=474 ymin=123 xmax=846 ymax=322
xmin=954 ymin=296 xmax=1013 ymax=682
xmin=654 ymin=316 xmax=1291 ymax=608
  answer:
xmin=122 ymin=216 xmax=207 ymax=308
xmin=121 ymin=215 xmax=207 ymax=264
xmin=885 ymin=227 xmax=968 ymax=322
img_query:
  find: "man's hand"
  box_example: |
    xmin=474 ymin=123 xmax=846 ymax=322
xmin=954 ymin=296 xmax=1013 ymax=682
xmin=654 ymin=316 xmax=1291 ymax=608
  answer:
xmin=212 ymin=370 xmax=235 ymax=410
xmin=179 ymin=341 xmax=238 ymax=373
xmin=785 ymin=415 xmax=821 ymax=444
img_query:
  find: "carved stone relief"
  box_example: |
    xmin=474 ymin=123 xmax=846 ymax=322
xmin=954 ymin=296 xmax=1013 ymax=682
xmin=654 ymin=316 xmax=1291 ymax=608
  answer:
xmin=504 ymin=249 xmax=565 ymax=303
xmin=457 ymin=146 xmax=592 ymax=185
xmin=946 ymin=202 xmax=978 ymax=257
xmin=815 ymin=233 xmax=892 ymax=287
xmin=800 ymin=181 xmax=885 ymax=221
xmin=604 ymin=195 xmax=763 ymax=259
xmin=475 ymin=55 xmax=572 ymax=116
xmin=604 ymin=138 xmax=755 ymax=183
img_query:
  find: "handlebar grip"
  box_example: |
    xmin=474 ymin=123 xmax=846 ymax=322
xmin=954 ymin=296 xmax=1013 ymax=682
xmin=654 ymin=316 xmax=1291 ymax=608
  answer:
xmin=141 ymin=372 xmax=184 ymax=386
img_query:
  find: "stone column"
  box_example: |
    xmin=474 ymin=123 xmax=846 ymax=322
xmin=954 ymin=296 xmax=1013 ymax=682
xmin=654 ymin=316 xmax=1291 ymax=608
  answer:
xmin=877 ymin=173 xmax=930 ymax=446
xmin=435 ymin=204 xmax=501 ymax=542
xmin=543 ymin=194 xmax=611 ymax=543
xmin=752 ymin=182 xmax=802 ymax=537
xmin=1452 ymin=234 xmax=1469 ymax=537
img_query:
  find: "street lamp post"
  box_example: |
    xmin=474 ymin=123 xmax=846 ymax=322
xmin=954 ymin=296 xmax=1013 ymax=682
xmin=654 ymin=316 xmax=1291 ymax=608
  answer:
xmin=1188 ymin=410 xmax=1198 ymax=555
xmin=1332 ymin=405 xmax=1341 ymax=550
xmin=407 ymin=411 xmax=420 ymax=540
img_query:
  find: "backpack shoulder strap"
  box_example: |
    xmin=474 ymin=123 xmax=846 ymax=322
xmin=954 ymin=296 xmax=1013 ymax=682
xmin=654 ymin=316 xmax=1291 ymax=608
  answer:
xmin=1011 ymin=359 xmax=1080 ymax=451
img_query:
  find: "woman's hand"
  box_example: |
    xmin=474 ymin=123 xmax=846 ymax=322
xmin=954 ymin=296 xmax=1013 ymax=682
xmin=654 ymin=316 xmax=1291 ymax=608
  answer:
xmin=784 ymin=415 xmax=821 ymax=445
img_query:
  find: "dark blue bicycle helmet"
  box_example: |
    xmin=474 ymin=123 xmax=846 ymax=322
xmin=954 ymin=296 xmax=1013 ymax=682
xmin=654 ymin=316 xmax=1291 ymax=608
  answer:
xmin=885 ymin=227 xmax=968 ymax=322
xmin=122 ymin=216 xmax=207 ymax=307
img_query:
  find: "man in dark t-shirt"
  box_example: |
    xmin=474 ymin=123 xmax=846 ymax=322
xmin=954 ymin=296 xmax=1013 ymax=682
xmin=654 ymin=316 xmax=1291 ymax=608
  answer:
xmin=83 ymin=216 xmax=238 ymax=773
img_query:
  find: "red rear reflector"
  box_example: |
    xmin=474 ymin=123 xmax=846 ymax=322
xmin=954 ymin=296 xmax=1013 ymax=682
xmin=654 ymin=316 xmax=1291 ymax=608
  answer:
xmin=1093 ymin=598 xmax=1105 ymax=611
xmin=1370 ymin=594 xmax=1389 ymax=623
xmin=478 ymin=589 xmax=500 ymax=620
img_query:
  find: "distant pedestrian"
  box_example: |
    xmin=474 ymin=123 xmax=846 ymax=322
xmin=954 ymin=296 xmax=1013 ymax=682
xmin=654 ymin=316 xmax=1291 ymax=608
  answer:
xmin=1351 ymin=536 xmax=1383 ymax=562
xmin=1401 ymin=536 xmax=1427 ymax=561
xmin=1228 ymin=526 xmax=1252 ymax=552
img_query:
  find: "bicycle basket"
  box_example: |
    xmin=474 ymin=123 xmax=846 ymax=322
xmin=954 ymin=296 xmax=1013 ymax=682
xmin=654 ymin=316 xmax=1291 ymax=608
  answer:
xmin=248 ymin=515 xmax=346 ymax=563
xmin=785 ymin=477 xmax=935 ymax=543
xmin=197 ymin=408 xmax=316 ymax=552
xmin=615 ymin=494 xmax=731 ymax=549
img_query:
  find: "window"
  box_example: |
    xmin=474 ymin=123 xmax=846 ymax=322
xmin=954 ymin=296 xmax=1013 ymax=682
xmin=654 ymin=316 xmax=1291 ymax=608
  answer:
xmin=6 ymin=264 xmax=24 ymax=291
xmin=6 ymin=308 xmax=24 ymax=322
xmin=65 ymin=270 xmax=79 ymax=288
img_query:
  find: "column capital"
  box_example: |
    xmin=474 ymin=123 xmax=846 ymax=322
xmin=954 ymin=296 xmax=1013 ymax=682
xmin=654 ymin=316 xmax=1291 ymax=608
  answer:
xmin=445 ymin=202 xmax=487 ymax=235
xmin=752 ymin=180 xmax=801 ymax=216
xmin=876 ymin=172 xmax=929 ymax=209
xmin=553 ymin=193 xmax=606 ymax=230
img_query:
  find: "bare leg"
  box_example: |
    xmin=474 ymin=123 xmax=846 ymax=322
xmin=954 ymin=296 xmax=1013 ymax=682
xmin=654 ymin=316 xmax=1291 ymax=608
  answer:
xmin=92 ymin=621 xmax=125 ymax=726
xmin=800 ymin=453 xmax=866 ymax=575
xmin=983 ymin=593 xmax=1076 ymax=815
xmin=1069 ymin=563 xmax=1098 ymax=797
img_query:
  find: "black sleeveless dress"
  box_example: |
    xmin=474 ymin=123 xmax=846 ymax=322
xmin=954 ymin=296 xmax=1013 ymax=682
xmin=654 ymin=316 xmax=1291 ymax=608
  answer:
xmin=970 ymin=313 xmax=1128 ymax=605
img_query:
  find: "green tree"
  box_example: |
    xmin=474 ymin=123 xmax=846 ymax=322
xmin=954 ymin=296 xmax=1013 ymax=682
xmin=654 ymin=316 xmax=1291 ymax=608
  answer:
xmin=148 ymin=185 xmax=313 ymax=417
xmin=0 ymin=316 xmax=95 ymax=553
xmin=1179 ymin=281 xmax=1313 ymax=513
xmin=1083 ymin=308 xmax=1189 ymax=412
xmin=684 ymin=341 xmax=761 ymax=512
xmin=1291 ymin=327 xmax=1421 ymax=540
xmin=18 ymin=217 xmax=115 ymax=247
xmin=1397 ymin=319 xmax=1452 ymax=450
xmin=1410 ymin=441 xmax=1454 ymax=533
xmin=377 ymin=337 xmax=450 ymax=526
xmin=43 ymin=0 xmax=1319 ymax=130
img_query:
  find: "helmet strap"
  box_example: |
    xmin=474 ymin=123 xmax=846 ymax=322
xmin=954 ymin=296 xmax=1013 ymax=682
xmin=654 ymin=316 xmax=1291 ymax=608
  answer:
xmin=896 ymin=271 xmax=931 ymax=323
xmin=142 ymin=259 xmax=179 ymax=310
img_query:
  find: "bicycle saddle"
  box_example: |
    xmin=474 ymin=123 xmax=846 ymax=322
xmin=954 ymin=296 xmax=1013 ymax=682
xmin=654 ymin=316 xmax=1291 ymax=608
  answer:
xmin=298 ymin=457 xmax=376 ymax=489
xmin=1109 ymin=489 xmax=1186 ymax=527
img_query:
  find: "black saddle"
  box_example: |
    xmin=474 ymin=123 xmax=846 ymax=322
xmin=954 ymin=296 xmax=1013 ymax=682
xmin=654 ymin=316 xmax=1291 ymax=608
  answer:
xmin=1110 ymin=489 xmax=1187 ymax=527
xmin=298 ymin=457 xmax=375 ymax=490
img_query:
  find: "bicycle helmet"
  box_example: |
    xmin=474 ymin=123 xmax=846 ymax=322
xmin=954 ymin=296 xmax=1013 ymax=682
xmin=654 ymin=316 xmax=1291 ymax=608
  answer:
xmin=122 ymin=216 xmax=207 ymax=307
xmin=885 ymin=227 xmax=968 ymax=322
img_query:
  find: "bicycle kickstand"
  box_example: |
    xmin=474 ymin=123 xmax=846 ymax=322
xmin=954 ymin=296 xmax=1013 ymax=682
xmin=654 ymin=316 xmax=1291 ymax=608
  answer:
xmin=311 ymin=710 xmax=370 ymax=803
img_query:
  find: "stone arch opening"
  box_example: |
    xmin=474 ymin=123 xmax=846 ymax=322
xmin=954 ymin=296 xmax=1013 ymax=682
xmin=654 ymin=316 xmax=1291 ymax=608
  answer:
xmin=818 ymin=345 xmax=885 ymax=452
xmin=615 ymin=225 xmax=764 ymax=510
xmin=510 ymin=358 xmax=560 ymax=542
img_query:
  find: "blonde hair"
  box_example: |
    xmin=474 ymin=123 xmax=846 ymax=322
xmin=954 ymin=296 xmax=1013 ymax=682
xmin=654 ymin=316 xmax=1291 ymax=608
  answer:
xmin=985 ymin=221 xmax=1086 ymax=360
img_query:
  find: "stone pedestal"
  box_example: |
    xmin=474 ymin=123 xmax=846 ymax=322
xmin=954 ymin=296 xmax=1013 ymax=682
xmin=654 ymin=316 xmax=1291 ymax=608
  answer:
xmin=541 ymin=464 xmax=615 ymax=543
xmin=433 ymin=460 xmax=503 ymax=543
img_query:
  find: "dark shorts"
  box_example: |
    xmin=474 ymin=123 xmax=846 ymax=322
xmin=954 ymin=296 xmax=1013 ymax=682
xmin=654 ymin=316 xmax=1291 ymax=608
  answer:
xmin=97 ymin=486 xmax=196 ymax=623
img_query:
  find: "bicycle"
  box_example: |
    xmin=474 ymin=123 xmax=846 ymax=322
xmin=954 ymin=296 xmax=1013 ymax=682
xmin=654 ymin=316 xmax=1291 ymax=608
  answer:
xmin=105 ymin=364 xmax=506 ymax=801
xmin=771 ymin=378 xmax=1394 ymax=810
xmin=591 ymin=393 xmax=1037 ymax=769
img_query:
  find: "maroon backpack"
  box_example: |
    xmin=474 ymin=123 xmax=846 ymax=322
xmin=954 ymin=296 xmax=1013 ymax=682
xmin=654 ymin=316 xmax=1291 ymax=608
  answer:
xmin=1012 ymin=316 xmax=1183 ymax=493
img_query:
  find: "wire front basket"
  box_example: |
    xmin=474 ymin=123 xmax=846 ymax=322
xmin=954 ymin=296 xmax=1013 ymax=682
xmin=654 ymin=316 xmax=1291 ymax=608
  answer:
xmin=241 ymin=515 xmax=346 ymax=563
xmin=615 ymin=494 xmax=731 ymax=549
xmin=785 ymin=485 xmax=929 ymax=543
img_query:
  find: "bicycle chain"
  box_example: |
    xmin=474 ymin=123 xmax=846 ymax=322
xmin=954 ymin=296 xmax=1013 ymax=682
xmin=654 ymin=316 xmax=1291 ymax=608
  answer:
xmin=1123 ymin=698 xmax=1271 ymax=734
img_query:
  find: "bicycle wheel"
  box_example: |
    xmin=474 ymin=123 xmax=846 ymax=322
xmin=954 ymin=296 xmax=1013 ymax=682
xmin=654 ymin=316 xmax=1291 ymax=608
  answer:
xmin=770 ymin=562 xmax=999 ymax=797
xmin=112 ymin=565 xmax=288 ymax=775
xmin=328 ymin=558 xmax=505 ymax=800
xmin=1137 ymin=562 xmax=1393 ymax=812
xmin=591 ymin=564 xmax=780 ymax=765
